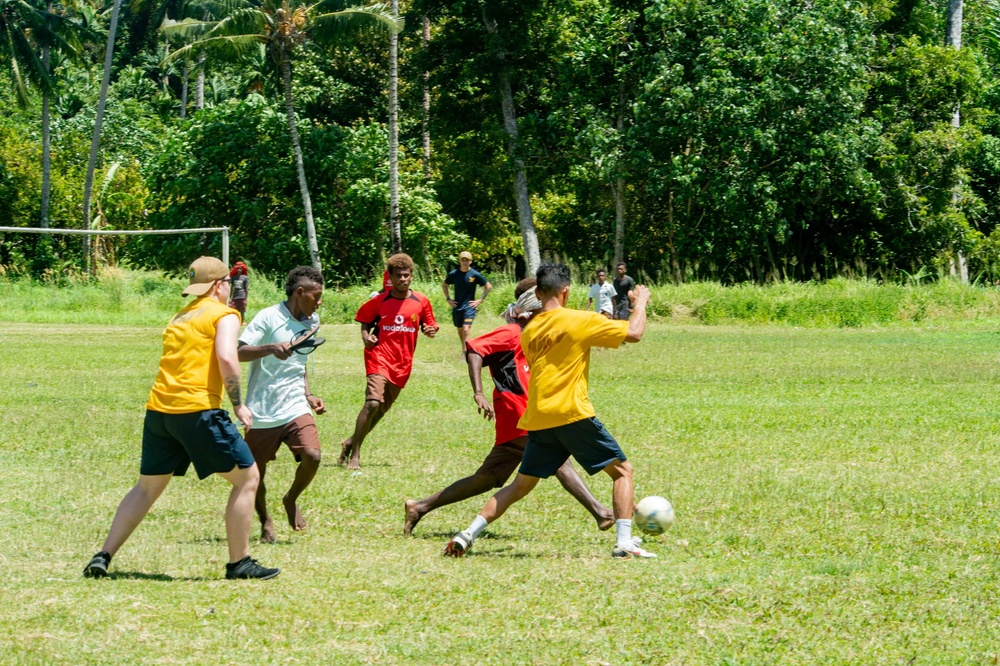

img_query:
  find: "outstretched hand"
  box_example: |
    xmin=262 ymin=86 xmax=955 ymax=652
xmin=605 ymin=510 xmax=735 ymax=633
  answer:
xmin=474 ymin=392 xmax=495 ymax=421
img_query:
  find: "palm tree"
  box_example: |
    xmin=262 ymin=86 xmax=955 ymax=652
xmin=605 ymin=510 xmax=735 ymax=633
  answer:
xmin=164 ymin=0 xmax=401 ymax=270
xmin=2 ymin=0 xmax=89 ymax=228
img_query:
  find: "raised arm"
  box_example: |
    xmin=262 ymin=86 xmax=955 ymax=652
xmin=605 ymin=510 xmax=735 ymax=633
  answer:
xmin=466 ymin=351 xmax=495 ymax=421
xmin=624 ymin=285 xmax=651 ymax=343
xmin=216 ymin=313 xmax=252 ymax=429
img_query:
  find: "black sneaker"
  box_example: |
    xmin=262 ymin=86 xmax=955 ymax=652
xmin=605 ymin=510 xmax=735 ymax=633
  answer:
xmin=225 ymin=556 xmax=280 ymax=580
xmin=84 ymin=551 xmax=111 ymax=578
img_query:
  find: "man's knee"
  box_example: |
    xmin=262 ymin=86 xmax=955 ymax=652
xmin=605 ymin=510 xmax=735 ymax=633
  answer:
xmin=508 ymin=473 xmax=539 ymax=499
xmin=603 ymin=459 xmax=632 ymax=480
xmin=363 ymin=399 xmax=382 ymax=416
xmin=299 ymin=448 xmax=322 ymax=466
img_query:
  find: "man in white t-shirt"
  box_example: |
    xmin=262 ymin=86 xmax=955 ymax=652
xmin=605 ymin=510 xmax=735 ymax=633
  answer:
xmin=585 ymin=269 xmax=616 ymax=318
xmin=238 ymin=266 xmax=325 ymax=543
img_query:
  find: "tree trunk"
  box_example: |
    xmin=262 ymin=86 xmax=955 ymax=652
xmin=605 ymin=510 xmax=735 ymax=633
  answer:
xmin=388 ymin=0 xmax=401 ymax=254
xmin=612 ymin=81 xmax=626 ymax=265
xmin=281 ymin=53 xmax=321 ymax=270
xmin=162 ymin=40 xmax=170 ymax=92
xmin=946 ymin=0 xmax=968 ymax=282
xmin=40 ymin=13 xmax=51 ymax=229
xmin=82 ymin=0 xmax=123 ymax=274
xmin=196 ymin=52 xmax=205 ymax=112
xmin=180 ymin=62 xmax=188 ymax=119
xmin=422 ymin=16 xmax=431 ymax=180
xmin=480 ymin=5 xmax=540 ymax=275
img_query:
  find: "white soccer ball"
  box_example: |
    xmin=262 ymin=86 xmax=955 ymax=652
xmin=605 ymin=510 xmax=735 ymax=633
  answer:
xmin=634 ymin=496 xmax=675 ymax=535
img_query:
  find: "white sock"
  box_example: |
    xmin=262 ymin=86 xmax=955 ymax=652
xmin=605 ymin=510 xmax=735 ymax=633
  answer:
xmin=466 ymin=515 xmax=489 ymax=541
xmin=615 ymin=519 xmax=633 ymax=549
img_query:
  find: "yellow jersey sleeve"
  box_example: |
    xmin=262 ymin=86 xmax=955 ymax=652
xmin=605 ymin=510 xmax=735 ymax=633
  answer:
xmin=578 ymin=312 xmax=628 ymax=349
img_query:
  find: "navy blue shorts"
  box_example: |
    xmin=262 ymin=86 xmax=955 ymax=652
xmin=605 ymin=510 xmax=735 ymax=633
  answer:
xmin=519 ymin=417 xmax=627 ymax=478
xmin=452 ymin=303 xmax=477 ymax=328
xmin=141 ymin=409 xmax=255 ymax=480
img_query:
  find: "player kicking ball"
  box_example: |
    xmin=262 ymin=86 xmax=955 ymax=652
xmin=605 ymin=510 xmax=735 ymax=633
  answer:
xmin=339 ymin=253 xmax=438 ymax=470
xmin=238 ymin=266 xmax=326 ymax=543
xmin=445 ymin=262 xmax=656 ymax=559
xmin=405 ymin=283 xmax=614 ymax=535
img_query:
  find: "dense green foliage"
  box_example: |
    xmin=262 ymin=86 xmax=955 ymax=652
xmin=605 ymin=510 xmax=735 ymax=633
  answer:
xmin=6 ymin=0 xmax=1000 ymax=282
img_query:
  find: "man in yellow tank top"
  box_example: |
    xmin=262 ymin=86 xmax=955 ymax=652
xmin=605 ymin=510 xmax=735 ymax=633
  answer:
xmin=84 ymin=257 xmax=280 ymax=580
xmin=445 ymin=262 xmax=656 ymax=559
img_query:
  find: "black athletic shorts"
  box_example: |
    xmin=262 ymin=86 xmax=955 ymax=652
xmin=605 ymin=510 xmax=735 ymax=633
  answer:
xmin=519 ymin=417 xmax=626 ymax=478
xmin=141 ymin=409 xmax=255 ymax=480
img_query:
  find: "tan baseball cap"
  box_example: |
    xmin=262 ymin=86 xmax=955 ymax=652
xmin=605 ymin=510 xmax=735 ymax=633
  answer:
xmin=459 ymin=251 xmax=473 ymax=260
xmin=182 ymin=256 xmax=229 ymax=296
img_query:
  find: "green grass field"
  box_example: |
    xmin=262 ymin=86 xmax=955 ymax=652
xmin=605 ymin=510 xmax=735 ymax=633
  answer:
xmin=3 ymin=307 xmax=1000 ymax=663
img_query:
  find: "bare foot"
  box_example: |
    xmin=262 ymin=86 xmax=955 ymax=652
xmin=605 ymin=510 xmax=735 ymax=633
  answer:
xmin=283 ymin=495 xmax=307 ymax=531
xmin=347 ymin=454 xmax=361 ymax=471
xmin=597 ymin=512 xmax=615 ymax=531
xmin=260 ymin=518 xmax=277 ymax=544
xmin=403 ymin=499 xmax=424 ymax=536
xmin=337 ymin=439 xmax=352 ymax=466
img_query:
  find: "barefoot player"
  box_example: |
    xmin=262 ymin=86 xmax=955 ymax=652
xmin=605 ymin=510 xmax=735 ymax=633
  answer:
xmin=238 ymin=266 xmax=326 ymax=543
xmin=339 ymin=253 xmax=438 ymax=470
xmin=405 ymin=286 xmax=614 ymax=535
xmin=445 ymin=262 xmax=656 ymax=559
xmin=83 ymin=257 xmax=279 ymax=580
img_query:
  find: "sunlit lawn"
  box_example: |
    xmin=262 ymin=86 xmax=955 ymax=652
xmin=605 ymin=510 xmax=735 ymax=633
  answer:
xmin=2 ymin=316 xmax=1000 ymax=663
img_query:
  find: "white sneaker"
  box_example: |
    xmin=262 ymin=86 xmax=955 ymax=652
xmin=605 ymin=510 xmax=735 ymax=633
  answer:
xmin=612 ymin=543 xmax=656 ymax=559
xmin=631 ymin=535 xmax=643 ymax=547
xmin=444 ymin=531 xmax=473 ymax=557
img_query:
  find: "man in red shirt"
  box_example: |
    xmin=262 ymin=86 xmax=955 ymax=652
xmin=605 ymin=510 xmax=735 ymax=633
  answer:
xmin=404 ymin=283 xmax=613 ymax=535
xmin=339 ymin=254 xmax=438 ymax=470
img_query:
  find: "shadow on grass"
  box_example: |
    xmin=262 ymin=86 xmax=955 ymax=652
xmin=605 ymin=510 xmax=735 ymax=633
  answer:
xmin=182 ymin=537 xmax=227 ymax=545
xmin=107 ymin=571 xmax=213 ymax=582
xmin=410 ymin=531 xmax=513 ymax=541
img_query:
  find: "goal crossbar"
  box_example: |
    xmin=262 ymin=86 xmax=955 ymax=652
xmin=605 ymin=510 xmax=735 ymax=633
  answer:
xmin=0 ymin=226 xmax=230 ymax=266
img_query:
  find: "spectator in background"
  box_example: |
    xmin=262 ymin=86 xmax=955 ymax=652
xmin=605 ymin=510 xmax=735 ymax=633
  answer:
xmin=229 ymin=261 xmax=249 ymax=322
xmin=613 ymin=262 xmax=636 ymax=321
xmin=585 ymin=269 xmax=616 ymax=319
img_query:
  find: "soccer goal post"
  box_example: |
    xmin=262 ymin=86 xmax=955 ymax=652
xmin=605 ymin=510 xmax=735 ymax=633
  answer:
xmin=0 ymin=226 xmax=230 ymax=267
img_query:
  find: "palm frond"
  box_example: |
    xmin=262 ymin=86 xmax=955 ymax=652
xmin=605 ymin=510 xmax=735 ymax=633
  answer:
xmin=166 ymin=32 xmax=266 ymax=63
xmin=309 ymin=5 xmax=402 ymax=45
xmin=161 ymin=16 xmax=219 ymax=40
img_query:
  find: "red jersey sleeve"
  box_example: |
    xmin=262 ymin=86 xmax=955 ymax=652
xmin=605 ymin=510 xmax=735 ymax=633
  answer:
xmin=420 ymin=295 xmax=438 ymax=329
xmin=356 ymin=295 xmax=382 ymax=324
xmin=466 ymin=325 xmax=517 ymax=358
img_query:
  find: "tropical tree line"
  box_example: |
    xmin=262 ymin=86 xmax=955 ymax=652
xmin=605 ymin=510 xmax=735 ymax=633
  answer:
xmin=4 ymin=0 xmax=1000 ymax=283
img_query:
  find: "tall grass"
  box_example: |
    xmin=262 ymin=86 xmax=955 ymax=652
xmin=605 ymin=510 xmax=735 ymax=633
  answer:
xmin=3 ymin=269 xmax=1000 ymax=327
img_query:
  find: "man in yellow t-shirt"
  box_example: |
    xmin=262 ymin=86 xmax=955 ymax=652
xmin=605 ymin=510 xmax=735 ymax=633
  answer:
xmin=445 ymin=262 xmax=656 ymax=559
xmin=84 ymin=256 xmax=280 ymax=581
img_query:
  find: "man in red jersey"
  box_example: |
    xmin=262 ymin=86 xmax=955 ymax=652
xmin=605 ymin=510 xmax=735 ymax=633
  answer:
xmin=404 ymin=283 xmax=614 ymax=535
xmin=339 ymin=253 xmax=438 ymax=470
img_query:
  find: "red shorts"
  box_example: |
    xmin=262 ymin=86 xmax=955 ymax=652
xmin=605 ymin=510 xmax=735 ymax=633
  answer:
xmin=244 ymin=414 xmax=320 ymax=464
xmin=366 ymin=374 xmax=402 ymax=413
